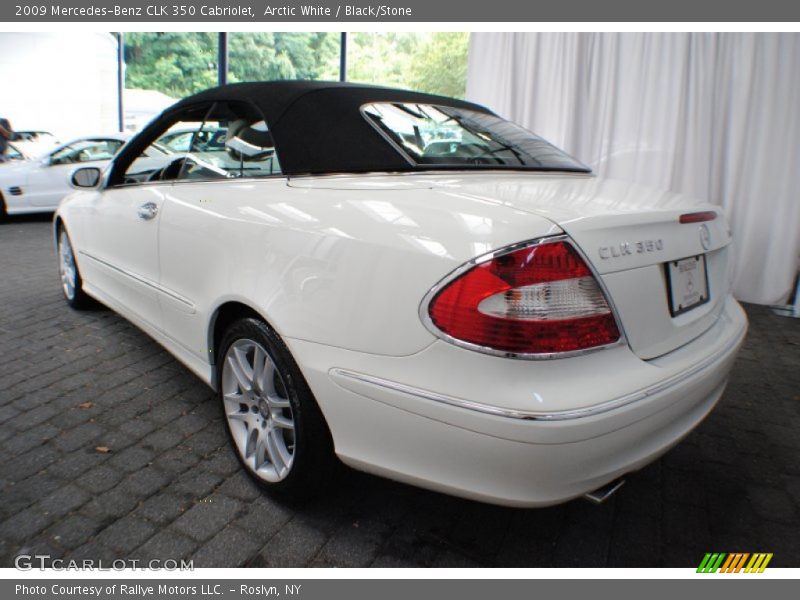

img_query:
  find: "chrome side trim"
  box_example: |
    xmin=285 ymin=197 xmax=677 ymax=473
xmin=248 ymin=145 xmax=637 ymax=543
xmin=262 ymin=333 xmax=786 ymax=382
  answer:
xmin=417 ymin=234 xmax=628 ymax=360
xmin=330 ymin=324 xmax=745 ymax=422
xmin=79 ymin=250 xmax=195 ymax=310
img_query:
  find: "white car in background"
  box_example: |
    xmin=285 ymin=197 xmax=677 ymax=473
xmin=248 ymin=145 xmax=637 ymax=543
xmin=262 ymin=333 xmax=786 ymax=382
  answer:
xmin=0 ymin=134 xmax=168 ymax=218
xmin=12 ymin=130 xmax=61 ymax=157
xmin=55 ymin=82 xmax=747 ymax=507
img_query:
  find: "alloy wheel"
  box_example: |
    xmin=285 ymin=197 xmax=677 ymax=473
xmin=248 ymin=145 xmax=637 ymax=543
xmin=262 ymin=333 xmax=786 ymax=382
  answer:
xmin=58 ymin=230 xmax=77 ymax=301
xmin=221 ymin=338 xmax=296 ymax=482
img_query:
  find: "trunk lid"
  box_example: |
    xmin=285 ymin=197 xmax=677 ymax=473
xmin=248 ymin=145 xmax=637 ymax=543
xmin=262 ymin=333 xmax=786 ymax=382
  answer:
xmin=556 ymin=208 xmax=732 ymax=359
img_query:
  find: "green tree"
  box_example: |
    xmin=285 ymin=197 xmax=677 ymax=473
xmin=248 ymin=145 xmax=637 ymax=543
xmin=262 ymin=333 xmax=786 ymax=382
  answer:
xmin=125 ymin=33 xmax=217 ymax=97
xmin=228 ymin=33 xmax=339 ymax=83
xmin=347 ymin=32 xmax=469 ymax=98
xmin=408 ymin=32 xmax=469 ymax=98
xmin=347 ymin=33 xmax=421 ymax=90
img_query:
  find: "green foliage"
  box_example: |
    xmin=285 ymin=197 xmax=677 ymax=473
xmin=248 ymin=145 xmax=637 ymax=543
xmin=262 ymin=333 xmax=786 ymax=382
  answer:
xmin=348 ymin=32 xmax=469 ymax=98
xmin=408 ymin=33 xmax=470 ymax=98
xmin=346 ymin=32 xmax=419 ymax=90
xmin=228 ymin=32 xmax=340 ymax=83
xmin=124 ymin=32 xmax=468 ymax=99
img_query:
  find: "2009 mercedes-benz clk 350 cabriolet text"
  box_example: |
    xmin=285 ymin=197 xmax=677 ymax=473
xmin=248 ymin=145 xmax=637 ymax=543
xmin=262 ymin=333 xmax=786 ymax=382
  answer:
xmin=55 ymin=81 xmax=747 ymax=507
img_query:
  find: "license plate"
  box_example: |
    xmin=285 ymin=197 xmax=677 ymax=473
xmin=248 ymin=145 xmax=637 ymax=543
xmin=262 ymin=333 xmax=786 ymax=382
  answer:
xmin=665 ymin=255 xmax=710 ymax=317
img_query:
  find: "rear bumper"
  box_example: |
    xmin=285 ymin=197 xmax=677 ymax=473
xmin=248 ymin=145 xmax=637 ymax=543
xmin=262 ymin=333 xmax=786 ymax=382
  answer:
xmin=288 ymin=296 xmax=747 ymax=507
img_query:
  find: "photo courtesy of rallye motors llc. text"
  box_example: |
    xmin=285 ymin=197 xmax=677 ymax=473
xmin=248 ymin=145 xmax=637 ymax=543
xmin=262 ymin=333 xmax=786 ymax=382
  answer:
xmin=15 ymin=584 xmax=303 ymax=597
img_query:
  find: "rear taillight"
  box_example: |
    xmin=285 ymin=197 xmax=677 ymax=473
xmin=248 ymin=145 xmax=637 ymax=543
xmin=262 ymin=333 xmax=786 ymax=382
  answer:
xmin=424 ymin=238 xmax=621 ymax=356
xmin=679 ymin=211 xmax=717 ymax=224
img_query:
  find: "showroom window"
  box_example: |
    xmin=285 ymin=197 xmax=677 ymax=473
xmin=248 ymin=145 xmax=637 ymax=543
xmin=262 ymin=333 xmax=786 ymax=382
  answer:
xmin=118 ymin=32 xmax=471 ymax=134
xmin=124 ymin=32 xmax=466 ymax=95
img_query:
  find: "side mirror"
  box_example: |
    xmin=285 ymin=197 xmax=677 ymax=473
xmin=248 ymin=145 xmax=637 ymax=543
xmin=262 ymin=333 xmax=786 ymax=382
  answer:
xmin=70 ymin=167 xmax=102 ymax=189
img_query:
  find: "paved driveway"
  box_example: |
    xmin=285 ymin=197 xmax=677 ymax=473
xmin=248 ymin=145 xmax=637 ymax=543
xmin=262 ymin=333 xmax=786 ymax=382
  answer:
xmin=1 ymin=214 xmax=798 ymax=568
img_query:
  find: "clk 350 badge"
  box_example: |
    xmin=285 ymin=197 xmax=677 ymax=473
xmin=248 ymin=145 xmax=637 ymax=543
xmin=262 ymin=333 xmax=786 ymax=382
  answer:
xmin=599 ymin=239 xmax=664 ymax=259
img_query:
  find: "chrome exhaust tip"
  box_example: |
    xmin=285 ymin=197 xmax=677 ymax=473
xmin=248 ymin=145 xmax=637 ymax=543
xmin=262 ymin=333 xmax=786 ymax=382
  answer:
xmin=583 ymin=478 xmax=626 ymax=504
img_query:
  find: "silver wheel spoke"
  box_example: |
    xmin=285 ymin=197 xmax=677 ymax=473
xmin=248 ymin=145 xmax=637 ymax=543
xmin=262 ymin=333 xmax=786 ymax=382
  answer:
xmin=235 ymin=345 xmax=255 ymax=382
xmin=267 ymin=393 xmax=290 ymax=409
xmin=245 ymin=427 xmax=258 ymax=458
xmin=261 ymin=361 xmax=277 ymax=397
xmin=264 ymin=428 xmax=288 ymax=475
xmin=273 ymin=429 xmax=293 ymax=471
xmin=227 ymin=352 xmax=252 ymax=392
xmin=252 ymin=345 xmax=265 ymax=389
xmin=272 ymin=414 xmax=294 ymax=430
xmin=223 ymin=391 xmax=245 ymax=407
xmin=253 ymin=346 xmax=277 ymax=396
xmin=227 ymin=411 xmax=250 ymax=423
xmin=254 ymin=434 xmax=268 ymax=471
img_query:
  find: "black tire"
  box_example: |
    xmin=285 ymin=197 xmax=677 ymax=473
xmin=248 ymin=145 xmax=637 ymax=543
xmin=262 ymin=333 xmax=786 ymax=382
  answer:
xmin=0 ymin=192 xmax=6 ymax=222
xmin=56 ymin=225 xmax=93 ymax=310
xmin=217 ymin=317 xmax=336 ymax=501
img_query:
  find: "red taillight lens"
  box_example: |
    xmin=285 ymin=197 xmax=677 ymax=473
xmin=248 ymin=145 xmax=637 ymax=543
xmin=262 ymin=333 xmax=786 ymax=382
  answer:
xmin=679 ymin=211 xmax=717 ymax=224
xmin=427 ymin=240 xmax=620 ymax=355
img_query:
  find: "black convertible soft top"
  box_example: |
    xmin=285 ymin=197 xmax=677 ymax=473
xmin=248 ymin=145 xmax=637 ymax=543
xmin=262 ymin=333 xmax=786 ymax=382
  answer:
xmin=114 ymin=80 xmax=495 ymax=179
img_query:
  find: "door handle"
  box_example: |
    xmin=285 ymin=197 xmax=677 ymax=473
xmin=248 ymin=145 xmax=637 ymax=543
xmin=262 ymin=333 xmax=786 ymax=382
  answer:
xmin=137 ymin=202 xmax=158 ymax=221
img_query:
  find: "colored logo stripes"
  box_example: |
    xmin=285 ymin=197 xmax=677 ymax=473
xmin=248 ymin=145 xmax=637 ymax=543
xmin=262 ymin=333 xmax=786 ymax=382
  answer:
xmin=697 ymin=553 xmax=773 ymax=573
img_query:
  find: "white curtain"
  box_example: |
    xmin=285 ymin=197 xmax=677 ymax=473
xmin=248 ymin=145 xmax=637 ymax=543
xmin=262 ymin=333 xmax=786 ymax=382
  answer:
xmin=466 ymin=33 xmax=800 ymax=305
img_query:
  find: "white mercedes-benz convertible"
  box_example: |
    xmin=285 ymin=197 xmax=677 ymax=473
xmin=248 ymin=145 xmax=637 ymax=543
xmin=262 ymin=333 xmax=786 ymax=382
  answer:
xmin=55 ymin=81 xmax=747 ymax=507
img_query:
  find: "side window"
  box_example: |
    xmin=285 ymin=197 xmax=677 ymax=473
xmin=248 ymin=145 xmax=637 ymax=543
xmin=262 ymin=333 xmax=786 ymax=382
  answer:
xmin=177 ymin=102 xmax=281 ymax=181
xmin=175 ymin=118 xmax=233 ymax=182
xmin=159 ymin=131 xmax=193 ymax=152
xmin=122 ymin=115 xmax=208 ymax=184
xmin=121 ymin=101 xmax=281 ymax=185
xmin=49 ymin=145 xmax=77 ymax=165
xmin=50 ymin=139 xmax=124 ymax=165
